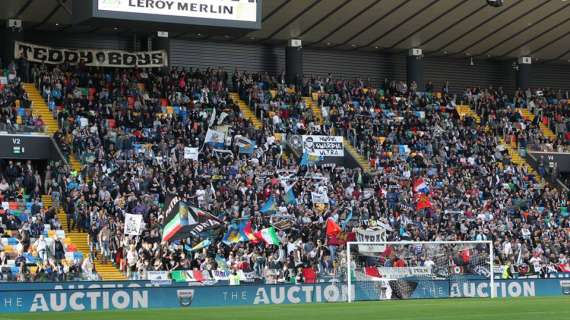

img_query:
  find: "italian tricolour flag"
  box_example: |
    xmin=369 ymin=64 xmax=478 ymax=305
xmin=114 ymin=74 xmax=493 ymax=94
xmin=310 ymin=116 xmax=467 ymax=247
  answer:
xmin=162 ymin=213 xmax=184 ymax=242
xmin=255 ymin=227 xmax=280 ymax=245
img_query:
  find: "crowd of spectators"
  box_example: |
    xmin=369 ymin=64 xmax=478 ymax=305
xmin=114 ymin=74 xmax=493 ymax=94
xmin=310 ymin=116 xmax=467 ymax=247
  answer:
xmin=237 ymin=71 xmax=569 ymax=279
xmin=0 ymin=63 xmax=45 ymax=133
xmin=0 ymin=159 xmax=90 ymax=282
xmin=0 ymin=62 xmax=567 ymax=284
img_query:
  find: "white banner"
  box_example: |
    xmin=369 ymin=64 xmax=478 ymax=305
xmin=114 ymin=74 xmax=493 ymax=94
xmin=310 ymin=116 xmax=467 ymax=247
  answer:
xmin=98 ymin=0 xmax=257 ymax=22
xmin=14 ymin=41 xmax=168 ymax=68
xmin=205 ymin=129 xmax=225 ymax=145
xmin=311 ymin=191 xmax=329 ymax=204
xmin=147 ymin=271 xmax=170 ymax=281
xmin=355 ymin=227 xmax=388 ymax=255
xmin=184 ymin=147 xmax=199 ymax=160
xmin=302 ymin=135 xmax=344 ymax=157
xmin=376 ymin=267 xmax=432 ymax=279
xmin=124 ymin=213 xmax=143 ymax=236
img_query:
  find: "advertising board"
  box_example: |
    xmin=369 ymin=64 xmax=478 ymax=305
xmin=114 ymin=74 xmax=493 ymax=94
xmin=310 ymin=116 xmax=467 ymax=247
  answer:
xmin=74 ymin=0 xmax=262 ymax=30
xmin=0 ymin=279 xmax=566 ymax=313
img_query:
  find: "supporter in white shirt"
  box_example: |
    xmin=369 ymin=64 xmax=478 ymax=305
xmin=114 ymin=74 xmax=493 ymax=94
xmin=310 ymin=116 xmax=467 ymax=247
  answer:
xmin=502 ymin=240 xmax=513 ymax=257
xmin=529 ymin=255 xmax=542 ymax=273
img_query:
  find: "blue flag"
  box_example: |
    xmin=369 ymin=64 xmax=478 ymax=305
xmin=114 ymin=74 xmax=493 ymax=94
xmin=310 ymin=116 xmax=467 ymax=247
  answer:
xmin=283 ymin=187 xmax=297 ymax=205
xmin=222 ymin=223 xmax=244 ymax=245
xmin=260 ymin=196 xmax=277 ymax=214
xmin=300 ymin=152 xmax=323 ymax=167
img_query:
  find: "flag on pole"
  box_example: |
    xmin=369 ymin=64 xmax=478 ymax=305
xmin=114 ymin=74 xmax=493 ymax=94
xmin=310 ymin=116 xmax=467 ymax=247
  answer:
xmin=326 ymin=218 xmax=341 ymax=237
xmin=204 ymin=129 xmax=225 ymax=147
xmin=283 ymin=185 xmax=297 ymax=205
xmin=260 ymin=196 xmax=277 ymax=214
xmin=240 ymin=220 xmax=258 ymax=242
xmin=234 ymin=135 xmax=256 ymax=154
xmin=162 ymin=197 xmax=222 ymax=242
xmin=413 ymin=178 xmax=429 ymax=194
xmin=255 ymin=227 xmax=280 ymax=245
xmin=416 ymin=194 xmax=432 ymax=211
xmin=300 ymin=152 xmax=323 ymax=167
xmin=162 ymin=201 xmax=194 ymax=242
xmin=222 ymin=223 xmax=244 ymax=245
xmin=185 ymin=239 xmax=212 ymax=252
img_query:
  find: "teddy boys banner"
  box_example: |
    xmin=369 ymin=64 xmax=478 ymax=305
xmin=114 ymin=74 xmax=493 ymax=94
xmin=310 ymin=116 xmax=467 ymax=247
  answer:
xmin=14 ymin=41 xmax=168 ymax=68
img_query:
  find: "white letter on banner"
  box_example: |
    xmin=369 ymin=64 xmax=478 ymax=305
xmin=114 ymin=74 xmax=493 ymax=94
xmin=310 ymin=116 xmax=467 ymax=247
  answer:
xmin=132 ymin=291 xmax=148 ymax=309
xmin=301 ymin=286 xmax=314 ymax=303
xmin=507 ymin=282 xmax=522 ymax=297
xmin=476 ymin=283 xmax=489 ymax=298
xmin=112 ymin=291 xmax=130 ymax=309
xmin=102 ymin=291 xmax=110 ymax=310
xmin=450 ymin=283 xmax=461 ymax=297
xmin=69 ymin=292 xmax=85 ymax=311
xmin=253 ymin=288 xmax=269 ymax=305
xmin=30 ymin=294 xmax=49 ymax=312
xmin=49 ymin=293 xmax=67 ymax=312
xmin=85 ymin=291 xmax=101 ymax=310
xmin=463 ymin=283 xmax=476 ymax=297
xmin=270 ymin=287 xmax=286 ymax=304
xmin=323 ymin=285 xmax=340 ymax=302
xmin=523 ymin=282 xmax=535 ymax=297
xmin=287 ymin=287 xmax=301 ymax=304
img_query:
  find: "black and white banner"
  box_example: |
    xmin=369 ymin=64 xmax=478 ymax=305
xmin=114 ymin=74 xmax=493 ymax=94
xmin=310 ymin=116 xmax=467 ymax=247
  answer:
xmin=302 ymin=135 xmax=344 ymax=157
xmin=124 ymin=213 xmax=144 ymax=235
xmin=14 ymin=41 xmax=168 ymax=68
xmin=355 ymin=226 xmax=389 ymax=255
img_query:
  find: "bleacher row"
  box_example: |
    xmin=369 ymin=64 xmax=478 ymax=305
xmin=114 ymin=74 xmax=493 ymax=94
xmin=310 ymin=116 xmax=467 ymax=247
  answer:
xmin=1 ymin=196 xmax=84 ymax=279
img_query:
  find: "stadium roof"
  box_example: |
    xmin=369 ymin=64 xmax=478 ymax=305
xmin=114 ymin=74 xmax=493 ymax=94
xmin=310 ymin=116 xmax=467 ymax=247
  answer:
xmin=2 ymin=0 xmax=569 ymax=63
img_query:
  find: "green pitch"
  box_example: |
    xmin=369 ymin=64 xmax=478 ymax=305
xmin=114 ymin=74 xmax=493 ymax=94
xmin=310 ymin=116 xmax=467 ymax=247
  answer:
xmin=0 ymin=297 xmax=568 ymax=320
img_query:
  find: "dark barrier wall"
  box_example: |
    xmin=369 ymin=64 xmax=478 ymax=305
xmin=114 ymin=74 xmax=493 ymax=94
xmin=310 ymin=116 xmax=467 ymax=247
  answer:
xmin=4 ymin=35 xmax=570 ymax=93
xmin=0 ymin=279 xmax=567 ymax=313
xmin=286 ymin=46 xmax=303 ymax=86
xmin=0 ymin=30 xmax=24 ymax=68
xmin=517 ymin=63 xmax=530 ymax=90
xmin=0 ymin=134 xmax=62 ymax=161
xmin=407 ymin=55 xmax=424 ymax=89
xmin=528 ymin=151 xmax=570 ymax=173
xmin=168 ymin=39 xmax=570 ymax=93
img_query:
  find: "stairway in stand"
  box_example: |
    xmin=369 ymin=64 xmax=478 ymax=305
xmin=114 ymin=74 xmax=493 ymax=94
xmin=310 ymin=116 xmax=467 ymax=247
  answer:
xmin=303 ymin=96 xmax=323 ymax=124
xmin=343 ymin=138 xmax=372 ymax=173
xmin=516 ymin=108 xmax=556 ymax=141
xmin=457 ymin=105 xmax=481 ymax=124
xmin=499 ymin=138 xmax=543 ymax=184
xmin=27 ymin=80 xmax=126 ymax=280
xmin=462 ymin=103 xmax=542 ymax=184
xmin=22 ymin=83 xmax=58 ymax=135
xmin=228 ymin=92 xmax=263 ymax=129
xmin=66 ymin=156 xmax=127 ymax=281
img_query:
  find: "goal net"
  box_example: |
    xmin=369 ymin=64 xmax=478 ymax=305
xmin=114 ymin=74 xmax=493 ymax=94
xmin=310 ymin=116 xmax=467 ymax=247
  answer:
xmin=346 ymin=241 xmax=494 ymax=302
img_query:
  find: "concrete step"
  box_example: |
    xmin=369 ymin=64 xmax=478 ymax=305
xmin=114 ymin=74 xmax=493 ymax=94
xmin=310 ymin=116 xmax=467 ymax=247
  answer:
xmin=343 ymin=138 xmax=372 ymax=173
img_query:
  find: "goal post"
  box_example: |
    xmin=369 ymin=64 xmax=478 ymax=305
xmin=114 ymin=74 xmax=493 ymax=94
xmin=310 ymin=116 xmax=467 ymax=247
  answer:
xmin=346 ymin=240 xmax=495 ymax=303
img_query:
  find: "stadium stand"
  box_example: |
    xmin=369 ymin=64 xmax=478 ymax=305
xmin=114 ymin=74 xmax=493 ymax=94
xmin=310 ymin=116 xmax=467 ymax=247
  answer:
xmin=1 ymin=61 xmax=567 ymax=285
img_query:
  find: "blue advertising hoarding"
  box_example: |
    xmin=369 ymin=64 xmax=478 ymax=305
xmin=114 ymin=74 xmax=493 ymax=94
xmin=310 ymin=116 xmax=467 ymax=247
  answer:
xmin=0 ymin=279 xmax=567 ymax=313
